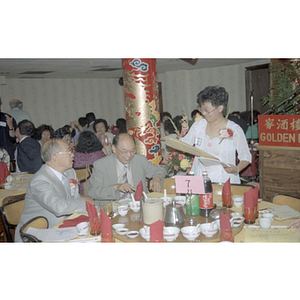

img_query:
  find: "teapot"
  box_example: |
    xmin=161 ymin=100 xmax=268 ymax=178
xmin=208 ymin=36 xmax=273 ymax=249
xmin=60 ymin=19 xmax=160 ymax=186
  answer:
xmin=164 ymin=200 xmax=186 ymax=228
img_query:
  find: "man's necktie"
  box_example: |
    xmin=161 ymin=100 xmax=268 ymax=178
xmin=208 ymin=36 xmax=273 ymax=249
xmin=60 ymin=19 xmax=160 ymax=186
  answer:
xmin=123 ymin=165 xmax=128 ymax=183
xmin=62 ymin=174 xmax=71 ymax=199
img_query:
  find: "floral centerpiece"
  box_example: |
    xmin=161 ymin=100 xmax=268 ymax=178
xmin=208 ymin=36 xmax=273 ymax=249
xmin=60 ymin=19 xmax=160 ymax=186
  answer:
xmin=163 ymin=151 xmax=193 ymax=176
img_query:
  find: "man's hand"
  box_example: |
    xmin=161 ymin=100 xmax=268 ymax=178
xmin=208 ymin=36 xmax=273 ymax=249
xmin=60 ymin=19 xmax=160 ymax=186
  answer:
xmin=149 ymin=176 xmax=162 ymax=193
xmin=287 ymin=219 xmax=300 ymax=231
xmin=82 ymin=196 xmax=95 ymax=205
xmin=114 ymin=183 xmax=135 ymax=194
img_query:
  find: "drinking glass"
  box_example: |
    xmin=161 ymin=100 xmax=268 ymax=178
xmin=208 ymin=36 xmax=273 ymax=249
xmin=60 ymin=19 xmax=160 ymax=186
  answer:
xmin=90 ymin=217 xmax=101 ymax=235
xmin=243 ymin=206 xmax=255 ymax=224
xmin=222 ymin=193 xmax=232 ymax=208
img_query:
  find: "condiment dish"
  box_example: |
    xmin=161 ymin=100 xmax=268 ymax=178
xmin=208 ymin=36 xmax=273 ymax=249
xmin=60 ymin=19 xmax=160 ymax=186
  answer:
xmin=116 ymin=228 xmax=129 ymax=235
xmin=126 ymin=230 xmax=139 ymax=238
xmin=112 ymin=223 xmax=125 ymax=230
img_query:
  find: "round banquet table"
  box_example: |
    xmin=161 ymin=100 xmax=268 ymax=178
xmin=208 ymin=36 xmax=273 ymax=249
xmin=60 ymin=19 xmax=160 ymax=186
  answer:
xmin=112 ymin=206 xmax=244 ymax=243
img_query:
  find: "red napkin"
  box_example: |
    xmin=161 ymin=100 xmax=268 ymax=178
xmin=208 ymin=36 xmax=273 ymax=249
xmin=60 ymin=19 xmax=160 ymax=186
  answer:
xmin=219 ymin=212 xmax=233 ymax=242
xmin=222 ymin=178 xmax=231 ymax=195
xmin=220 ymin=211 xmax=231 ymax=230
xmin=86 ymin=201 xmax=98 ymax=219
xmin=150 ymin=220 xmax=164 ymax=242
xmin=58 ymin=215 xmax=90 ymax=228
xmin=0 ymin=161 xmax=10 ymax=183
xmin=134 ymin=180 xmax=143 ymax=201
xmin=100 ymin=209 xmax=112 ymax=235
xmin=244 ymin=188 xmax=255 ymax=208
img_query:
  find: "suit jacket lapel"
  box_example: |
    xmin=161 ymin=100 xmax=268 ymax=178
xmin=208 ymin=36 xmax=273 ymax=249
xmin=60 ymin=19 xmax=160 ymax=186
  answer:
xmin=44 ymin=165 xmax=67 ymax=198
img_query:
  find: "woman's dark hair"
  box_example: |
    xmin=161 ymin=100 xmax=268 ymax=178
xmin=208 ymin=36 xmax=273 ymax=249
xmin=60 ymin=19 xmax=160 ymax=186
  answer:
xmin=116 ymin=118 xmax=126 ymax=129
xmin=75 ymin=131 xmax=104 ymax=153
xmin=197 ymin=86 xmax=229 ymax=115
xmin=93 ymin=118 xmax=108 ymax=132
xmin=53 ymin=126 xmax=71 ymax=139
xmin=63 ymin=125 xmax=76 ymax=138
xmin=33 ymin=124 xmax=54 ymax=140
xmin=172 ymin=115 xmax=183 ymax=134
xmin=78 ymin=117 xmax=88 ymax=127
xmin=164 ymin=119 xmax=176 ymax=134
xmin=160 ymin=112 xmax=172 ymax=122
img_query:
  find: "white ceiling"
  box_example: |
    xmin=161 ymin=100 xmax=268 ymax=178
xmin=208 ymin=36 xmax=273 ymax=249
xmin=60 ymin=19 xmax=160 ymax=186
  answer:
xmin=0 ymin=58 xmax=259 ymax=79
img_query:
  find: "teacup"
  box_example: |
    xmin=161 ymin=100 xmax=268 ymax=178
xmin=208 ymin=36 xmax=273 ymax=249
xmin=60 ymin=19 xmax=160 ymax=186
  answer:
xmin=173 ymin=196 xmax=186 ymax=206
xmin=262 ymin=213 xmax=274 ymax=221
xmin=181 ymin=225 xmax=201 ymax=241
xmin=76 ymin=222 xmax=89 ymax=236
xmin=163 ymin=226 xmax=180 ymax=242
xmin=118 ymin=205 xmax=129 ymax=216
xmin=232 ymin=195 xmax=244 ymax=207
xmin=129 ymin=201 xmax=140 ymax=212
xmin=200 ymin=222 xmax=218 ymax=237
xmin=259 ymin=217 xmax=272 ymax=229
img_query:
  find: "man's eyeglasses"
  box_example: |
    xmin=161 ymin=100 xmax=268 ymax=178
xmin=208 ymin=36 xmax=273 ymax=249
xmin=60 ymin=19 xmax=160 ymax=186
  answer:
xmin=198 ymin=107 xmax=217 ymax=115
xmin=116 ymin=147 xmax=136 ymax=156
xmin=56 ymin=151 xmax=72 ymax=155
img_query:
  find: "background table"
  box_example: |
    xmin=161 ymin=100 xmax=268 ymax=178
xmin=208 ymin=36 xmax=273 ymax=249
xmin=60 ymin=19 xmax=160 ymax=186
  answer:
xmin=0 ymin=173 xmax=32 ymax=206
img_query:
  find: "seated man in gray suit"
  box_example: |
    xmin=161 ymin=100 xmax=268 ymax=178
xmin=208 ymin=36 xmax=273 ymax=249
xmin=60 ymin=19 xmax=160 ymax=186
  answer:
xmin=88 ymin=133 xmax=167 ymax=200
xmin=15 ymin=138 xmax=94 ymax=242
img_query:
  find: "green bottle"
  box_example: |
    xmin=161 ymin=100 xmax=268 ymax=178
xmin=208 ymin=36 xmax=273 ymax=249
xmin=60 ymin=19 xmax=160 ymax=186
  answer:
xmin=186 ymin=171 xmax=200 ymax=216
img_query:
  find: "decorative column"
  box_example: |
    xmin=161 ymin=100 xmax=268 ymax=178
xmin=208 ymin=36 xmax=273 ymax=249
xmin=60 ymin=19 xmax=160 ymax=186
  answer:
xmin=122 ymin=58 xmax=162 ymax=165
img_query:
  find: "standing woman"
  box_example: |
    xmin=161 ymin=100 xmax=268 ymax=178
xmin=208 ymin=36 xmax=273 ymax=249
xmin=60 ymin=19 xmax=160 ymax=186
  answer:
xmin=180 ymin=86 xmax=251 ymax=184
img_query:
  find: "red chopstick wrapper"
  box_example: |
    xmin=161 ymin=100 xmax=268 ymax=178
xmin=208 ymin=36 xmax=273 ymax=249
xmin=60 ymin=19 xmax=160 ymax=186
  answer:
xmin=58 ymin=215 xmax=90 ymax=228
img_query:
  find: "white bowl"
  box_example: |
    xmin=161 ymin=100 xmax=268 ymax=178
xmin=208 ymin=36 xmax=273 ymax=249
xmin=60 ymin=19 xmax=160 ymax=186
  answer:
xmin=112 ymin=223 xmax=125 ymax=230
xmin=232 ymin=195 xmax=244 ymax=207
xmin=116 ymin=228 xmax=129 ymax=235
xmin=200 ymin=223 xmax=218 ymax=238
xmin=126 ymin=230 xmax=139 ymax=238
xmin=76 ymin=222 xmax=89 ymax=236
xmin=129 ymin=202 xmax=140 ymax=212
xmin=139 ymin=227 xmax=150 ymax=241
xmin=181 ymin=225 xmax=201 ymax=241
xmin=173 ymin=196 xmax=186 ymax=206
xmin=163 ymin=226 xmax=180 ymax=242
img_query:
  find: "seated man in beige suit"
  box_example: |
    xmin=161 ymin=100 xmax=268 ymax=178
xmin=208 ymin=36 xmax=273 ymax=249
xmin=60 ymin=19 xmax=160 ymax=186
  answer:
xmin=15 ymin=138 xmax=94 ymax=242
xmin=88 ymin=133 xmax=166 ymax=200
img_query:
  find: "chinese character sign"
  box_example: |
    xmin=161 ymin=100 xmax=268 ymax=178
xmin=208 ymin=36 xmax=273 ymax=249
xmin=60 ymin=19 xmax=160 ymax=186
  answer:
xmin=258 ymin=115 xmax=300 ymax=147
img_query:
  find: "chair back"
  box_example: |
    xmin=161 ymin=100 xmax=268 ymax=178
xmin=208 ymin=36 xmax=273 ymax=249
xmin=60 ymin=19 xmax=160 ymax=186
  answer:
xmin=0 ymin=194 xmax=26 ymax=242
xmin=271 ymin=194 xmax=300 ymax=212
xmin=74 ymin=165 xmax=93 ymax=184
xmin=20 ymin=216 xmax=49 ymax=242
xmin=161 ymin=178 xmax=176 ymax=194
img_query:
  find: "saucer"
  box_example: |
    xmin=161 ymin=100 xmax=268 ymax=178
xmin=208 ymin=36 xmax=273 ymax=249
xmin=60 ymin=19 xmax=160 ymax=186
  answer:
xmin=126 ymin=231 xmax=139 ymax=238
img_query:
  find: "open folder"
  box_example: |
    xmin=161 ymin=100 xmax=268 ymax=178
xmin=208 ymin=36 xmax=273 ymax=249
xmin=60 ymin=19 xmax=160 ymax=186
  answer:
xmin=165 ymin=137 xmax=230 ymax=167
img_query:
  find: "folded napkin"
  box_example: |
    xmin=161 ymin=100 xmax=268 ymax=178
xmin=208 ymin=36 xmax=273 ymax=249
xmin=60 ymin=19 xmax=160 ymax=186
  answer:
xmin=134 ymin=180 xmax=143 ymax=201
xmin=244 ymin=188 xmax=255 ymax=207
xmin=150 ymin=220 xmax=164 ymax=242
xmin=100 ymin=209 xmax=112 ymax=235
xmin=0 ymin=161 xmax=10 ymax=182
xmin=219 ymin=211 xmax=233 ymax=242
xmin=86 ymin=201 xmax=98 ymax=219
xmin=58 ymin=215 xmax=90 ymax=228
xmin=222 ymin=178 xmax=231 ymax=195
xmin=220 ymin=211 xmax=231 ymax=230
